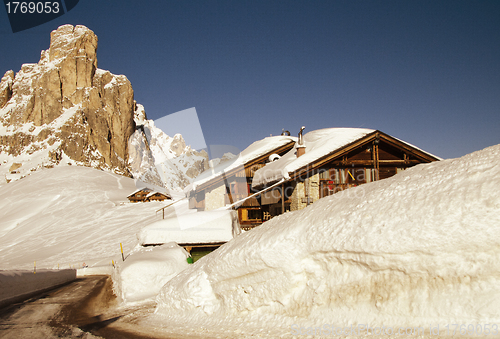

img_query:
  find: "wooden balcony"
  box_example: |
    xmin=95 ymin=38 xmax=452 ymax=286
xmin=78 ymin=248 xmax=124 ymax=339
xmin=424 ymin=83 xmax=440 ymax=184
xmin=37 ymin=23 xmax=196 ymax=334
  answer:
xmin=225 ymin=193 xmax=260 ymax=207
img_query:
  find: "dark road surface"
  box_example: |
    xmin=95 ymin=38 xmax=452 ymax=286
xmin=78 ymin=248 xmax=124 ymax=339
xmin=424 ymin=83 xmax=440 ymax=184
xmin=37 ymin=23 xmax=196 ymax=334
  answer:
xmin=0 ymin=275 xmax=162 ymax=339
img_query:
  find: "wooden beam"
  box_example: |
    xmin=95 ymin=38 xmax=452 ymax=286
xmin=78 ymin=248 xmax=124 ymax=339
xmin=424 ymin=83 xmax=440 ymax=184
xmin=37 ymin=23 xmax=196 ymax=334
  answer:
xmin=377 ymin=132 xmax=439 ymax=162
xmin=378 ymin=159 xmax=420 ymax=164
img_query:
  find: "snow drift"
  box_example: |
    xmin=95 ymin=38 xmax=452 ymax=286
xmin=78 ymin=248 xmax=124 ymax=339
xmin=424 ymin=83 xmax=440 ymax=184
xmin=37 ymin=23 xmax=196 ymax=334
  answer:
xmin=153 ymin=144 xmax=500 ymax=331
xmin=112 ymin=243 xmax=189 ymax=303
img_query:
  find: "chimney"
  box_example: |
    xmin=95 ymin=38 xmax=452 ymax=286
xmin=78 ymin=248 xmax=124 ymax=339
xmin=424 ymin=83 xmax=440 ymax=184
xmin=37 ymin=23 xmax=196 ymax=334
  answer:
xmin=296 ymin=126 xmax=306 ymax=157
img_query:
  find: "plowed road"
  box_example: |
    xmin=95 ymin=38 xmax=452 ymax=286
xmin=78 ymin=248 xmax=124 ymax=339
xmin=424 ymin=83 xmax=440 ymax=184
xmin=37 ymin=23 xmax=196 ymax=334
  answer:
xmin=0 ymin=275 xmax=158 ymax=339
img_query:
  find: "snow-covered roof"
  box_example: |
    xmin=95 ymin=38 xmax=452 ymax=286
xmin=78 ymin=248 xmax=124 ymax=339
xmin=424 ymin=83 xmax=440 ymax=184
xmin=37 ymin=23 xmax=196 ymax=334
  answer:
xmin=138 ymin=210 xmax=241 ymax=245
xmin=126 ymin=187 xmax=153 ymax=198
xmin=185 ymin=135 xmax=296 ymax=193
xmin=252 ymin=128 xmax=374 ymax=188
xmin=252 ymin=128 xmax=440 ymax=188
xmin=145 ymin=191 xmax=171 ymax=199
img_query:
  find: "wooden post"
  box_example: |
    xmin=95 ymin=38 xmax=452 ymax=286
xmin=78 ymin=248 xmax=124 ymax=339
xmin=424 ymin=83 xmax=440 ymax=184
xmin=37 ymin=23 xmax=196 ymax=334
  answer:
xmin=120 ymin=243 xmax=125 ymax=261
xmin=373 ymin=137 xmax=380 ymax=181
xmin=281 ymin=183 xmax=285 ymax=214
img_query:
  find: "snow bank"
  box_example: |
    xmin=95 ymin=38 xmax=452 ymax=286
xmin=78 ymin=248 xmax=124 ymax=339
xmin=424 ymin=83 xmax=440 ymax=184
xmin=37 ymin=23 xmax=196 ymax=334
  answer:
xmin=112 ymin=243 xmax=189 ymax=303
xmin=152 ymin=144 xmax=500 ymax=333
xmin=0 ymin=269 xmax=76 ymax=308
xmin=138 ymin=210 xmax=241 ymax=246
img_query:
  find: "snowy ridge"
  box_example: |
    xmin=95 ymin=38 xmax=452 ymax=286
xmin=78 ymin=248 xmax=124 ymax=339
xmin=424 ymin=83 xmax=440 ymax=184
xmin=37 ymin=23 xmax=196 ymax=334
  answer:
xmin=152 ymin=144 xmax=500 ymax=334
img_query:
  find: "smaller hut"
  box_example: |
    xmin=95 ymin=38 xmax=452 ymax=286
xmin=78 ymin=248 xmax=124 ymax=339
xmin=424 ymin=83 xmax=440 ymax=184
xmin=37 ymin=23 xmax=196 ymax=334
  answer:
xmin=145 ymin=192 xmax=171 ymax=202
xmin=127 ymin=188 xmax=171 ymax=203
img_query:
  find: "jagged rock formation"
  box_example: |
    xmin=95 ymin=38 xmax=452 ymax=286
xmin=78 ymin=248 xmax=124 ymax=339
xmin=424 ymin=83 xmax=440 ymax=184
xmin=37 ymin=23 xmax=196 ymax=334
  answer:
xmin=0 ymin=71 xmax=14 ymax=109
xmin=0 ymin=25 xmax=135 ymax=177
xmin=0 ymin=24 xmax=212 ymax=191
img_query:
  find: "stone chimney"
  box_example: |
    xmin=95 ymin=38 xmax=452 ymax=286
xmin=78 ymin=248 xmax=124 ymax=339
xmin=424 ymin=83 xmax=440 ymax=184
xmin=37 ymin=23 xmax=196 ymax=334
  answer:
xmin=296 ymin=126 xmax=306 ymax=157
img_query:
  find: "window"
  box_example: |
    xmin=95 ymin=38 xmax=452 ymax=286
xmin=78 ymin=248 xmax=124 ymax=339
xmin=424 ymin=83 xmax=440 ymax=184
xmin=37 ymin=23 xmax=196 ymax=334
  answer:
xmin=241 ymin=208 xmax=261 ymax=222
xmin=247 ymin=209 xmax=261 ymax=220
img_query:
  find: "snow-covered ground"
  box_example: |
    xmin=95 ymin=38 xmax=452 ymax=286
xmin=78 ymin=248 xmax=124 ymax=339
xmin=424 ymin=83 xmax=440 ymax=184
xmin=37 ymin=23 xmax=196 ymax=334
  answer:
xmin=0 ymin=166 xmax=176 ymax=270
xmin=142 ymin=144 xmax=500 ymax=337
xmin=0 ymin=164 xmax=242 ymax=310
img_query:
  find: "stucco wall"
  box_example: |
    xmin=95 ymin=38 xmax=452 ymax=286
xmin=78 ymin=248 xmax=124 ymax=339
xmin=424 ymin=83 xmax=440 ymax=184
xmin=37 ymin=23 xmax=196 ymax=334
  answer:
xmin=290 ymin=173 xmax=320 ymax=211
xmin=205 ymin=184 xmax=226 ymax=211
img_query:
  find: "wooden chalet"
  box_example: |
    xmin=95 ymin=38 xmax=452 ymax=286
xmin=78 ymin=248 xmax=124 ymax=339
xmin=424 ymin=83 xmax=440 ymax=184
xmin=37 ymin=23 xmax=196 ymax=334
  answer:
xmin=186 ymin=128 xmax=440 ymax=230
xmin=128 ymin=188 xmax=171 ymax=203
xmin=248 ymin=128 xmax=441 ymax=226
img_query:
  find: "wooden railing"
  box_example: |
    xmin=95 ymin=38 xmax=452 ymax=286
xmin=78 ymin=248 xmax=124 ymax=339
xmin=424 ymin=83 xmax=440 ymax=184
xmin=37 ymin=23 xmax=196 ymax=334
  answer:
xmin=156 ymin=198 xmax=186 ymax=219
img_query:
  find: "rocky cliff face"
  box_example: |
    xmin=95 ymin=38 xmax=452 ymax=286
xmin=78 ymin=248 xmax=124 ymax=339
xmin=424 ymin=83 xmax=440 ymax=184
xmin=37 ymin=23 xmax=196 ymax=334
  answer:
xmin=0 ymin=25 xmax=135 ymax=177
xmin=0 ymin=24 xmax=210 ymax=191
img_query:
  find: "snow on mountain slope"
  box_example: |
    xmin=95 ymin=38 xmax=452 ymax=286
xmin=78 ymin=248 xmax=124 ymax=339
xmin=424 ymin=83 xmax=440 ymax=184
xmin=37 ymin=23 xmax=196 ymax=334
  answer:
xmin=0 ymin=166 xmax=175 ymax=270
xmin=128 ymin=105 xmax=210 ymax=192
xmin=152 ymin=144 xmax=500 ymax=336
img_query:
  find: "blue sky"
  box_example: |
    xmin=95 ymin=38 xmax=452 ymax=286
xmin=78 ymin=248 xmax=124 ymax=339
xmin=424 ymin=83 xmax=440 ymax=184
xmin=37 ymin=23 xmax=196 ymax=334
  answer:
xmin=1 ymin=0 xmax=499 ymax=159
